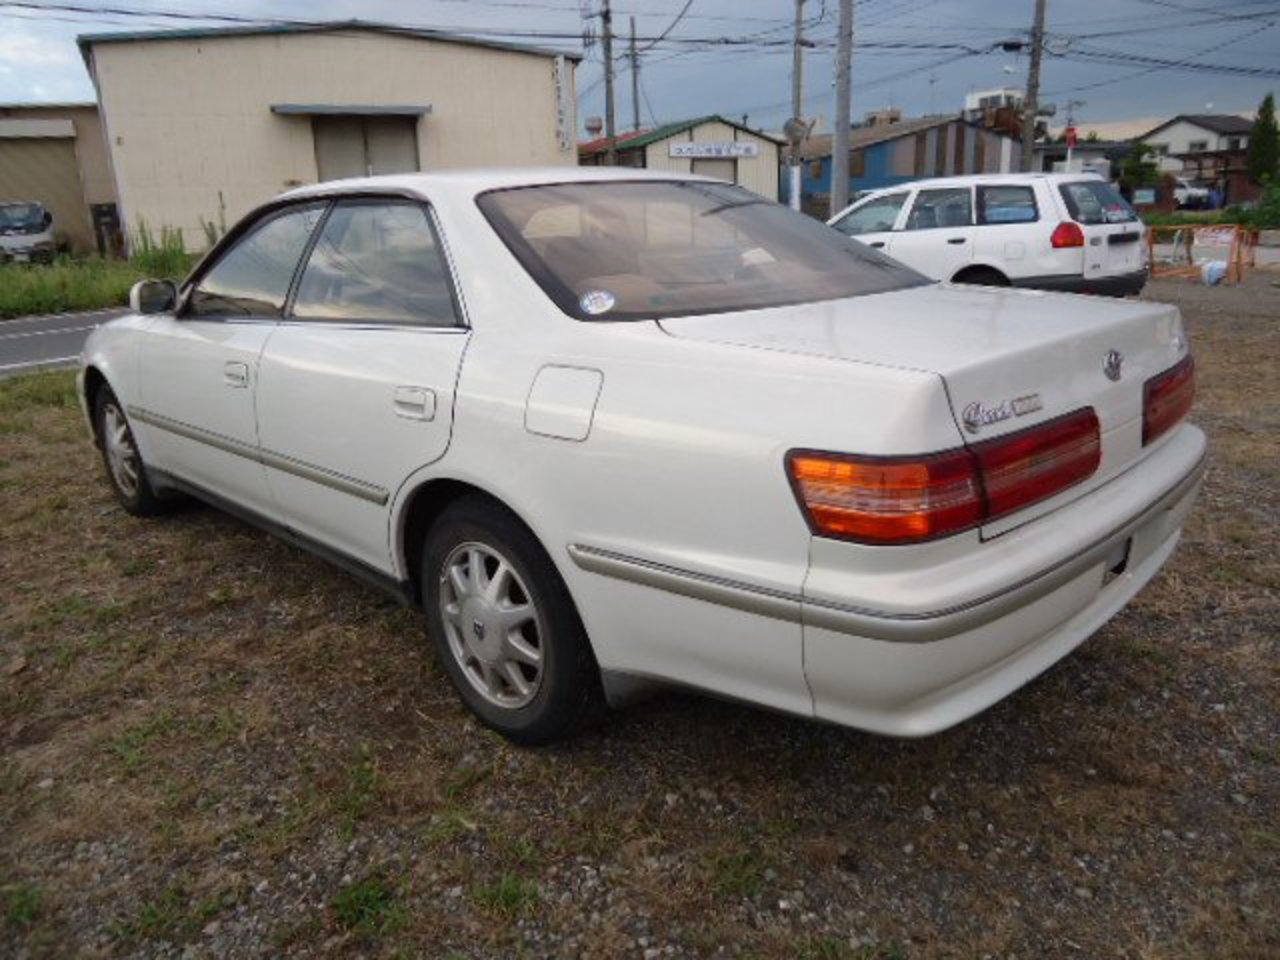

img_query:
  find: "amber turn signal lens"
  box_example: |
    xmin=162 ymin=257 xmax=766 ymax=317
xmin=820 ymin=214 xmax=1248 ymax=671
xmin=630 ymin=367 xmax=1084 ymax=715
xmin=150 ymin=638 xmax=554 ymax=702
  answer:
xmin=787 ymin=449 xmax=984 ymax=544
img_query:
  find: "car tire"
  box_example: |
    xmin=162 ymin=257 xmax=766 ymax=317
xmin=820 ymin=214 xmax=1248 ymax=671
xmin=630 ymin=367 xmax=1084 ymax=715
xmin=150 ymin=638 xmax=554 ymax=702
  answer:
xmin=93 ymin=386 xmax=172 ymax=516
xmin=422 ymin=495 xmax=603 ymax=745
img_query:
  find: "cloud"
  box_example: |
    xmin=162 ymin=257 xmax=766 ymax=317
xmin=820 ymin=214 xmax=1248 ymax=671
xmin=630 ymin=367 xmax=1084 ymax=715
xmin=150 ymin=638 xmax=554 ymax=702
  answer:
xmin=0 ymin=31 xmax=75 ymax=70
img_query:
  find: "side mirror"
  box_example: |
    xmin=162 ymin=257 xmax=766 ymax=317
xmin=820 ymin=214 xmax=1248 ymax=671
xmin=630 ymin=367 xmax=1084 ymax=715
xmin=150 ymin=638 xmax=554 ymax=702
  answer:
xmin=129 ymin=279 xmax=177 ymax=315
xmin=43 ymin=211 xmax=53 ymax=228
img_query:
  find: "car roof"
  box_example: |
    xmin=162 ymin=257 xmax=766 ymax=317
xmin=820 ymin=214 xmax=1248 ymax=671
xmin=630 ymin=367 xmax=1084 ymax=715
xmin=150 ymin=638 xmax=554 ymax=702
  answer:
xmin=279 ymin=166 xmax=720 ymax=202
xmin=862 ymin=171 xmax=1103 ymax=194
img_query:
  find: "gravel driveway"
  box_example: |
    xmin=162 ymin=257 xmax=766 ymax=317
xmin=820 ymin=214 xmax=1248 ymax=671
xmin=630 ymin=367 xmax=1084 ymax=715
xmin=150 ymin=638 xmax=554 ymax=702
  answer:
xmin=1 ymin=276 xmax=1276 ymax=959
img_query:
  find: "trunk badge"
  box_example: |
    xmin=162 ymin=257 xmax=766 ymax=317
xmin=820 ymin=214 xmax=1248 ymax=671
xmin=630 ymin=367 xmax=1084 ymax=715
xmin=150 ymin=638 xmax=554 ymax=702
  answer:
xmin=1104 ymin=350 xmax=1124 ymax=381
xmin=962 ymin=394 xmax=1043 ymax=434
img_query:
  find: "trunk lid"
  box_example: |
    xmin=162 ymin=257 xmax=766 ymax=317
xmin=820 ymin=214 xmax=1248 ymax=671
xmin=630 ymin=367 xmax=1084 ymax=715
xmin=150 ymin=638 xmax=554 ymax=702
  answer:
xmin=659 ymin=283 xmax=1188 ymax=535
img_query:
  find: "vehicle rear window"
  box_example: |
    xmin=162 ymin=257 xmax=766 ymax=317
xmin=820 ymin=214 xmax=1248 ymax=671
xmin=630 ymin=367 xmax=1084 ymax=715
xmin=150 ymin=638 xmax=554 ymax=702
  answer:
xmin=1058 ymin=180 xmax=1138 ymax=225
xmin=477 ymin=181 xmax=927 ymax=321
xmin=977 ymin=185 xmax=1038 ymax=224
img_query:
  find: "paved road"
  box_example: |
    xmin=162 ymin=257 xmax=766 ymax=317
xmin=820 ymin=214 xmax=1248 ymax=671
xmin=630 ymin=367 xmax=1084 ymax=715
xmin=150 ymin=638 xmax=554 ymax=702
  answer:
xmin=0 ymin=308 xmax=127 ymax=378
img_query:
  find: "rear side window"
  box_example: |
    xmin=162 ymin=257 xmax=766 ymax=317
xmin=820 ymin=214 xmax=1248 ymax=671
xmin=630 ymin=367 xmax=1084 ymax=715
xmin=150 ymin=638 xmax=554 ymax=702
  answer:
xmin=977 ymin=185 xmax=1038 ymax=224
xmin=831 ymin=192 xmax=908 ymax=236
xmin=905 ymin=188 xmax=972 ymax=230
xmin=188 ymin=205 xmax=325 ymax=318
xmin=291 ymin=201 xmax=460 ymax=327
xmin=1059 ymin=180 xmax=1138 ymax=225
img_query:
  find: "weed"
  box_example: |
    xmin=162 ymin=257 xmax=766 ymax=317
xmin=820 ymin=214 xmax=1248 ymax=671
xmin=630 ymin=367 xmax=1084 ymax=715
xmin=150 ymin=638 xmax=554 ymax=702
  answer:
xmin=331 ymin=874 xmax=404 ymax=938
xmin=473 ymin=873 xmax=539 ymax=917
xmin=1 ymin=882 xmax=40 ymax=930
xmin=708 ymin=847 xmax=767 ymax=899
xmin=107 ymin=710 xmax=176 ymax=772
xmin=335 ymin=756 xmax=380 ymax=840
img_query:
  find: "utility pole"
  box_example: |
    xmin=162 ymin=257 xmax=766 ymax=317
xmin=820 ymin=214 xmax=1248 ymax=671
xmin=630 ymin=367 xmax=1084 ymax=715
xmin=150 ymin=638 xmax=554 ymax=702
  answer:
xmin=787 ymin=0 xmax=806 ymax=210
xmin=630 ymin=16 xmax=640 ymax=131
xmin=602 ymin=0 xmax=617 ymax=164
xmin=1020 ymin=0 xmax=1047 ymax=172
xmin=830 ymin=0 xmax=855 ymax=217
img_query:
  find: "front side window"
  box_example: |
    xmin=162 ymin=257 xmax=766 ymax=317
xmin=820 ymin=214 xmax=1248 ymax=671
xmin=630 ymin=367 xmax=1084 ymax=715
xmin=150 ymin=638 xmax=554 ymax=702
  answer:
xmin=291 ymin=201 xmax=459 ymax=327
xmin=1058 ymin=181 xmax=1138 ymax=225
xmin=478 ymin=181 xmax=925 ymax=322
xmin=978 ymin=185 xmax=1038 ymax=224
xmin=188 ymin=205 xmax=324 ymax=318
xmin=905 ymin=188 xmax=972 ymax=230
xmin=830 ymin=192 xmax=908 ymax=236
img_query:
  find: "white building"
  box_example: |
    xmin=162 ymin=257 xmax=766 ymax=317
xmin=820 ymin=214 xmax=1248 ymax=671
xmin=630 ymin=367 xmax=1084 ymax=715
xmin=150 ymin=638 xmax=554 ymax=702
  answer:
xmin=1138 ymin=114 xmax=1252 ymax=173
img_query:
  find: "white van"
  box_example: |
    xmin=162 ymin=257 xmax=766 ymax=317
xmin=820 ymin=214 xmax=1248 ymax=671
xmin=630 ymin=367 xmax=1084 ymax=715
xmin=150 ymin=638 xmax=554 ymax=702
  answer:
xmin=828 ymin=173 xmax=1147 ymax=296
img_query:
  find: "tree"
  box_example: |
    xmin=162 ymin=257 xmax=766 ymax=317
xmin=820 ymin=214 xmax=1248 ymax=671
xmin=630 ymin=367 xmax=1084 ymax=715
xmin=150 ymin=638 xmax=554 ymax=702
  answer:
xmin=1119 ymin=142 xmax=1159 ymax=189
xmin=1247 ymin=92 xmax=1279 ymax=184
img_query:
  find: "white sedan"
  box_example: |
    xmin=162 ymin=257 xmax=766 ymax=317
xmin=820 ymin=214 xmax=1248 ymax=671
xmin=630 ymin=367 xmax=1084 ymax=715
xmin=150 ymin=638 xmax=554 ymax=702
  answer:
xmin=78 ymin=168 xmax=1204 ymax=744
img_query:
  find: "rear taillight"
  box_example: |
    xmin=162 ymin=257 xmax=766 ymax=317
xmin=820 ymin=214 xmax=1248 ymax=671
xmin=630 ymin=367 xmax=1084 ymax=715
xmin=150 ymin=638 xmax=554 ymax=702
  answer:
xmin=1050 ymin=222 xmax=1085 ymax=248
xmin=787 ymin=450 xmax=983 ymax=544
xmin=971 ymin=408 xmax=1101 ymax=519
xmin=788 ymin=408 xmax=1101 ymax=544
xmin=1143 ymin=354 xmax=1195 ymax=445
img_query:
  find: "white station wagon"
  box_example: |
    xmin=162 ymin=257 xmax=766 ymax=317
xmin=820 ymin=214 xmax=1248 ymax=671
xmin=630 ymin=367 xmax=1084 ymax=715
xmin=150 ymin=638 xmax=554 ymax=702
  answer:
xmin=79 ymin=169 xmax=1204 ymax=744
xmin=829 ymin=173 xmax=1148 ymax=297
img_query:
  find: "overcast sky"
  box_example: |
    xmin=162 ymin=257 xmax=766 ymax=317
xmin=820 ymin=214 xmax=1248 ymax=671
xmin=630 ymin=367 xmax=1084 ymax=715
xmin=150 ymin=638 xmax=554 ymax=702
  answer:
xmin=0 ymin=0 xmax=1276 ymax=134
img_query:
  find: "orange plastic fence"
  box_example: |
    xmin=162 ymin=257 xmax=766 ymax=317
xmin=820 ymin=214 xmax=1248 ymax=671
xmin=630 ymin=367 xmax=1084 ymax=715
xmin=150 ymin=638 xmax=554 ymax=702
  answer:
xmin=1146 ymin=223 xmax=1256 ymax=284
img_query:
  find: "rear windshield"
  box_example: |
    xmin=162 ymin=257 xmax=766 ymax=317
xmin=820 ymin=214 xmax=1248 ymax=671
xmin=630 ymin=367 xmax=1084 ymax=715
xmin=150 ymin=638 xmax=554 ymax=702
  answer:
xmin=477 ymin=181 xmax=926 ymax=321
xmin=1058 ymin=181 xmax=1138 ymax=225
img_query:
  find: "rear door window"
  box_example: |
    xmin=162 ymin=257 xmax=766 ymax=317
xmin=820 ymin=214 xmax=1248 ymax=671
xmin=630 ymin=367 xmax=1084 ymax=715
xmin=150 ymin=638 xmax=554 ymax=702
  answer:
xmin=831 ymin=192 xmax=908 ymax=236
xmin=291 ymin=200 xmax=460 ymax=327
xmin=977 ymin=185 xmax=1039 ymax=225
xmin=904 ymin=188 xmax=972 ymax=230
xmin=1058 ymin=181 xmax=1138 ymax=225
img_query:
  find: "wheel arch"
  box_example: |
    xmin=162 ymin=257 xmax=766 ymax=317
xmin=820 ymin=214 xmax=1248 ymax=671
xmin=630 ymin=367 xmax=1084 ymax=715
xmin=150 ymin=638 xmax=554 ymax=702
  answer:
xmin=396 ymin=475 xmax=559 ymax=609
xmin=950 ymin=263 xmax=1010 ymax=286
xmin=81 ymin=364 xmax=109 ymax=444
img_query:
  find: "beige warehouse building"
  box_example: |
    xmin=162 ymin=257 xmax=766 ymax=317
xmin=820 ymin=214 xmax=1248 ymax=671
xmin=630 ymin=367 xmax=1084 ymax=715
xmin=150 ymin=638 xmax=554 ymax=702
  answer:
xmin=77 ymin=21 xmax=580 ymax=250
xmin=579 ymin=116 xmax=782 ymax=201
xmin=0 ymin=102 xmax=119 ymax=255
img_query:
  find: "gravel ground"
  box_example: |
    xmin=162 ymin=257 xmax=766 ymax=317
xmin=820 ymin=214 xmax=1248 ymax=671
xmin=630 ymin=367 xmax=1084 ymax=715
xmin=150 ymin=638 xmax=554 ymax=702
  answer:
xmin=1 ymin=275 xmax=1277 ymax=959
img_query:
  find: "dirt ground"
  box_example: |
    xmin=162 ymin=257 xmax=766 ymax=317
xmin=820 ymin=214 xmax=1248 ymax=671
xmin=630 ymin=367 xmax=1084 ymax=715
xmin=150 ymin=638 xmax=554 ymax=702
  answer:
xmin=1 ymin=275 xmax=1277 ymax=959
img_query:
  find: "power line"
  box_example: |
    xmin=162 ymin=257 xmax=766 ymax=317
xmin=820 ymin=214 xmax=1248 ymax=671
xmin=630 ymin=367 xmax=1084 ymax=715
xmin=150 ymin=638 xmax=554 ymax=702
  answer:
xmin=638 ymin=0 xmax=696 ymax=53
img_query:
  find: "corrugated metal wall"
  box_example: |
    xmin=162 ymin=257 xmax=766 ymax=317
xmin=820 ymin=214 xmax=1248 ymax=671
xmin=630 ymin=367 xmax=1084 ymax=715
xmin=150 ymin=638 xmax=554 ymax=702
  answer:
xmin=0 ymin=137 xmax=94 ymax=254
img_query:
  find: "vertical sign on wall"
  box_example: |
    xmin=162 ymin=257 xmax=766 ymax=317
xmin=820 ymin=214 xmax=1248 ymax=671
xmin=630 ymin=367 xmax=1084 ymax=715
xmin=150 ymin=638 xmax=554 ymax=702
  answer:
xmin=554 ymin=56 xmax=574 ymax=154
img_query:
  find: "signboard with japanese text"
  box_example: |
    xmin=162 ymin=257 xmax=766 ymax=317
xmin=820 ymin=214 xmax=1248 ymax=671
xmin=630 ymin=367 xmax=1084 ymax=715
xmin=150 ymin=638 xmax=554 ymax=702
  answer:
xmin=669 ymin=141 xmax=760 ymax=159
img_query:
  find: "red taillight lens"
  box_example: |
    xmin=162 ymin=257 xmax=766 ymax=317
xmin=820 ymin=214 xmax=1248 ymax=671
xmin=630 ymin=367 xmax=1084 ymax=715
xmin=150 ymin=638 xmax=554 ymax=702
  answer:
xmin=972 ymin=408 xmax=1101 ymax=519
xmin=788 ymin=408 xmax=1101 ymax=544
xmin=1050 ymin=222 xmax=1085 ymax=248
xmin=1143 ymin=354 xmax=1195 ymax=445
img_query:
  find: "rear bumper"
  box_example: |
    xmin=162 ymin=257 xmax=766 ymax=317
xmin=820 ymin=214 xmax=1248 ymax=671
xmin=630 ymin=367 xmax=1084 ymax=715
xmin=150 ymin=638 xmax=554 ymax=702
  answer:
xmin=803 ymin=424 xmax=1205 ymax=735
xmin=1012 ymin=269 xmax=1148 ymax=298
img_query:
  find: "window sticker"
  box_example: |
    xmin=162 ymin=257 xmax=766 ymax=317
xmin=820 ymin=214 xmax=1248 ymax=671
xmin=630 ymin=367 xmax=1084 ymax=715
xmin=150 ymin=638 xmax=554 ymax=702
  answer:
xmin=579 ymin=289 xmax=616 ymax=316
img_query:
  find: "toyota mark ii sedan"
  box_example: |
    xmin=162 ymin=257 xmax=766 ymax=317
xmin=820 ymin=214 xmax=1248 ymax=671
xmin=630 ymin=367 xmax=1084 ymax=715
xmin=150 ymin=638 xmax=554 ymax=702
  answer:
xmin=78 ymin=168 xmax=1204 ymax=744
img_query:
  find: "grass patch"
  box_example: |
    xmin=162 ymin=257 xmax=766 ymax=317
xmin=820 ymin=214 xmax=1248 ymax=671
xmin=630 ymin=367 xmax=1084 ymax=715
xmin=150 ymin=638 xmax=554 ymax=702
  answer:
xmin=1 ymin=882 xmax=40 ymax=931
xmin=708 ymin=847 xmax=767 ymax=899
xmin=473 ymin=873 xmax=539 ymax=917
xmin=0 ymin=370 xmax=78 ymax=412
xmin=335 ymin=755 xmax=381 ymax=840
xmin=331 ymin=874 xmax=405 ymax=938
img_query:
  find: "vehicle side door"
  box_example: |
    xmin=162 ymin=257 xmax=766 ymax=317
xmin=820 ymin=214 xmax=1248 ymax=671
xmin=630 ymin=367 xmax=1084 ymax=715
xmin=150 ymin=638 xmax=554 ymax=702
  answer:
xmin=887 ymin=186 xmax=975 ymax=280
xmin=971 ymin=183 xmax=1042 ymax=281
xmin=254 ymin=197 xmax=470 ymax=573
xmin=828 ymin=191 xmax=910 ymax=254
xmin=136 ymin=202 xmax=326 ymax=516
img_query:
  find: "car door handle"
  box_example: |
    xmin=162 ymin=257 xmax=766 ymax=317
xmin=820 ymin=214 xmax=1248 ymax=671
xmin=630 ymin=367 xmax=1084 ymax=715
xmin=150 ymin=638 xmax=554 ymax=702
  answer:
xmin=869 ymin=241 xmax=886 ymax=248
xmin=224 ymin=361 xmax=249 ymax=388
xmin=393 ymin=386 xmax=437 ymax=421
xmin=947 ymin=237 xmax=967 ymax=245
